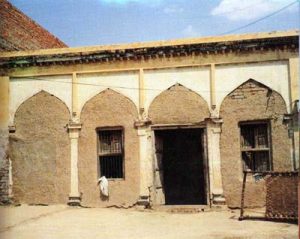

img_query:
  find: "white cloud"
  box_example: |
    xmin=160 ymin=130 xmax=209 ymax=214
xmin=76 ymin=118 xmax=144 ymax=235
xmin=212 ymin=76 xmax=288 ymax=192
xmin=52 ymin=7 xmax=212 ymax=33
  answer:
xmin=100 ymin=0 xmax=162 ymax=5
xmin=163 ymin=5 xmax=184 ymax=14
xmin=182 ymin=25 xmax=200 ymax=38
xmin=211 ymin=0 xmax=296 ymax=21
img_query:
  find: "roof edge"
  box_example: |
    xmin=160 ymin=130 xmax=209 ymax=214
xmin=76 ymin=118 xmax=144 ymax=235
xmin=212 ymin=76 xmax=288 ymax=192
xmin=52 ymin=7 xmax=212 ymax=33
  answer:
xmin=0 ymin=30 xmax=298 ymax=58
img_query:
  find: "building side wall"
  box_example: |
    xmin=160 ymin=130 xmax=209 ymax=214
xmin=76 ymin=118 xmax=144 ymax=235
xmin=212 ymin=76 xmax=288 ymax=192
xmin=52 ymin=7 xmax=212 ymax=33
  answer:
xmin=10 ymin=91 xmax=70 ymax=204
xmin=220 ymin=80 xmax=291 ymax=208
xmin=148 ymin=84 xmax=210 ymax=124
xmin=0 ymin=0 xmax=66 ymax=51
xmin=78 ymin=89 xmax=139 ymax=207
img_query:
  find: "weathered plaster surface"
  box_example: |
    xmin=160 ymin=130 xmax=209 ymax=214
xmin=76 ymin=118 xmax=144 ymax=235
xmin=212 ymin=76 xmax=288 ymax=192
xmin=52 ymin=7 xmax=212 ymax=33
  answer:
xmin=148 ymin=84 xmax=210 ymax=124
xmin=10 ymin=91 xmax=70 ymax=204
xmin=79 ymin=89 xmax=139 ymax=207
xmin=215 ymin=61 xmax=290 ymax=114
xmin=9 ymin=76 xmax=72 ymax=125
xmin=220 ymin=80 xmax=291 ymax=208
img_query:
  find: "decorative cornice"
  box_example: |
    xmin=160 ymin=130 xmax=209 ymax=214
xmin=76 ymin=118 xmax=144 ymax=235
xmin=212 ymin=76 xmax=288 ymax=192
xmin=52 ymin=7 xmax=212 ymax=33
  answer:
xmin=0 ymin=32 xmax=298 ymax=69
xmin=67 ymin=122 xmax=82 ymax=130
xmin=205 ymin=117 xmax=223 ymax=125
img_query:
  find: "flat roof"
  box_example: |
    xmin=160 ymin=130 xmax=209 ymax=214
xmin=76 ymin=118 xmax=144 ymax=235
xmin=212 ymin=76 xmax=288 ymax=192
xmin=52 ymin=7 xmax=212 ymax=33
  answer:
xmin=0 ymin=30 xmax=298 ymax=59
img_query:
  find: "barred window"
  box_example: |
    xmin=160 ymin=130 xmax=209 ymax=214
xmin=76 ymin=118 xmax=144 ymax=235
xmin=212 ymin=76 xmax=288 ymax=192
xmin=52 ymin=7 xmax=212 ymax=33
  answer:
xmin=240 ymin=122 xmax=272 ymax=172
xmin=97 ymin=127 xmax=124 ymax=179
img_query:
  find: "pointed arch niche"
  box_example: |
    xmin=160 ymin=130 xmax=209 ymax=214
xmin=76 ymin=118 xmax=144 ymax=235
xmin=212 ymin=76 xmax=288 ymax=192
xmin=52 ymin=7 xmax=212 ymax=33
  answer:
xmin=11 ymin=91 xmax=71 ymax=204
xmin=76 ymin=72 xmax=139 ymax=117
xmin=9 ymin=76 xmax=72 ymax=125
xmin=78 ymin=89 xmax=139 ymax=207
xmin=219 ymin=79 xmax=292 ymax=208
xmin=148 ymin=84 xmax=210 ymax=124
xmin=143 ymin=67 xmax=211 ymax=115
xmin=215 ymin=61 xmax=290 ymax=113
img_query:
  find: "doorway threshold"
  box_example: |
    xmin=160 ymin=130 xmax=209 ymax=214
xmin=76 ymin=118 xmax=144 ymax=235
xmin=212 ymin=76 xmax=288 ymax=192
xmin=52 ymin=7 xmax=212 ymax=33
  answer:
xmin=153 ymin=205 xmax=210 ymax=214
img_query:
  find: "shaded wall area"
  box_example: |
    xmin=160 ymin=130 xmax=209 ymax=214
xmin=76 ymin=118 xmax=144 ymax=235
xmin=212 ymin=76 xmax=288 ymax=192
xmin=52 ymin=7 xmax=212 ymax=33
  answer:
xmin=148 ymin=84 xmax=209 ymax=124
xmin=10 ymin=91 xmax=70 ymax=204
xmin=220 ymin=80 xmax=291 ymax=208
xmin=79 ymin=89 xmax=139 ymax=207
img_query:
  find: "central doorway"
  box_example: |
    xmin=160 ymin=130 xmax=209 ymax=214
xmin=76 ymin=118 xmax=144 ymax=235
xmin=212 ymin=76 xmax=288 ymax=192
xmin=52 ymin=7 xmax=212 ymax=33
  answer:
xmin=154 ymin=128 xmax=207 ymax=205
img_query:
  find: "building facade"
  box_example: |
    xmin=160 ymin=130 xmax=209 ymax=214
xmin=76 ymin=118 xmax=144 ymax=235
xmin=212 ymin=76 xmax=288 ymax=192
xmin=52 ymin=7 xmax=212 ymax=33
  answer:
xmin=0 ymin=31 xmax=298 ymax=208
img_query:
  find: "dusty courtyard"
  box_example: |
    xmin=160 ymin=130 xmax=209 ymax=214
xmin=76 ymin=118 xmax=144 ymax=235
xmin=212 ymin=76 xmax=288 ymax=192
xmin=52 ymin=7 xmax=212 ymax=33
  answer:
xmin=0 ymin=204 xmax=297 ymax=239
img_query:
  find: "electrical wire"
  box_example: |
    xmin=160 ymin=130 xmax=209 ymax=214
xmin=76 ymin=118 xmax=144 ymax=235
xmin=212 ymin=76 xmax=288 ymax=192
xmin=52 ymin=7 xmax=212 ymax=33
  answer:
xmin=15 ymin=75 xmax=234 ymax=93
xmin=76 ymin=0 xmax=298 ymax=41
xmin=67 ymin=0 xmax=297 ymax=42
xmin=220 ymin=0 xmax=298 ymax=35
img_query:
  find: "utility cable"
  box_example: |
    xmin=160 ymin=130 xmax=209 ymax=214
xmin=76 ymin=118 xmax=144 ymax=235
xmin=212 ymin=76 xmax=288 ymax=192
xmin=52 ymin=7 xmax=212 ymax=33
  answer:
xmin=220 ymin=0 xmax=298 ymax=35
xmin=15 ymin=76 xmax=237 ymax=93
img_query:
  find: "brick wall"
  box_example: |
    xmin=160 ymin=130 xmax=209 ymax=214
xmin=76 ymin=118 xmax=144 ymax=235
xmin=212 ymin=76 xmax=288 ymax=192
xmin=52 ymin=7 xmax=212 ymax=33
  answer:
xmin=266 ymin=173 xmax=298 ymax=218
xmin=0 ymin=0 xmax=67 ymax=51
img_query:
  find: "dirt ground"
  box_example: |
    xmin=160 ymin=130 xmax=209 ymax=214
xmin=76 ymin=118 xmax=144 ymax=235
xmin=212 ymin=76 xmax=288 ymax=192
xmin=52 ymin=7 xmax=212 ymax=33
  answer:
xmin=0 ymin=204 xmax=297 ymax=239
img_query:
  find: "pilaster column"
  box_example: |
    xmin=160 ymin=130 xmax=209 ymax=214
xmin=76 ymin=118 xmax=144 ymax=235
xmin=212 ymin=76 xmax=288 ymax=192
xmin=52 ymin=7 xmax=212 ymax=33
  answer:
xmin=135 ymin=120 xmax=152 ymax=206
xmin=206 ymin=118 xmax=225 ymax=205
xmin=67 ymin=122 xmax=82 ymax=205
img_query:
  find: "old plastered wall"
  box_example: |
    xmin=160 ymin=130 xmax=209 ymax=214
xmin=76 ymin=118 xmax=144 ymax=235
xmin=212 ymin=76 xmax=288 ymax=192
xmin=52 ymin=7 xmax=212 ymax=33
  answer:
xmin=10 ymin=91 xmax=70 ymax=204
xmin=79 ymin=89 xmax=139 ymax=207
xmin=220 ymin=80 xmax=291 ymax=208
xmin=148 ymin=84 xmax=210 ymax=124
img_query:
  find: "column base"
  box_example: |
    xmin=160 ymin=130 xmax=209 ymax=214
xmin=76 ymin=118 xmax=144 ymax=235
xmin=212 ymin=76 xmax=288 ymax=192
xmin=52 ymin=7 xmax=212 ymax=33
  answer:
xmin=137 ymin=195 xmax=150 ymax=207
xmin=68 ymin=196 xmax=81 ymax=206
xmin=212 ymin=193 xmax=226 ymax=205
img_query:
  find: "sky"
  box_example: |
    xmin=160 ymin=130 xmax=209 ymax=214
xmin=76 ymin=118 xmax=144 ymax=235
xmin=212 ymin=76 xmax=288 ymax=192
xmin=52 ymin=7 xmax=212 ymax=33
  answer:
xmin=9 ymin=0 xmax=299 ymax=47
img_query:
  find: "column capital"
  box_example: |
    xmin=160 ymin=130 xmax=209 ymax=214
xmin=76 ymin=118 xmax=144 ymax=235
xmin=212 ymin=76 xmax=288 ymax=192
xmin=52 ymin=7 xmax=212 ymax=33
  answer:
xmin=134 ymin=118 xmax=152 ymax=129
xmin=67 ymin=122 xmax=82 ymax=139
xmin=205 ymin=117 xmax=223 ymax=125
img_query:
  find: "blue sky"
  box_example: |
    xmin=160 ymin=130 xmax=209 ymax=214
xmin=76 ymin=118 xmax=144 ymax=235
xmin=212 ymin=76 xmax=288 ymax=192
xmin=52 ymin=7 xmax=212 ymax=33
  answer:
xmin=9 ymin=0 xmax=299 ymax=47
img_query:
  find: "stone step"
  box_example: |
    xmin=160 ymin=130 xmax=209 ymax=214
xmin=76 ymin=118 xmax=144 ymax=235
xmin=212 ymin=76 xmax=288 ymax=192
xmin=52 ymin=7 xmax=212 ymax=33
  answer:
xmin=153 ymin=205 xmax=210 ymax=214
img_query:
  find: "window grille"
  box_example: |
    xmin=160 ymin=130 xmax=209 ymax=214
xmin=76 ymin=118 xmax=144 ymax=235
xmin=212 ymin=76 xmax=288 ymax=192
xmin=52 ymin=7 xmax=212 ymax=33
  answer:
xmin=97 ymin=128 xmax=124 ymax=179
xmin=240 ymin=122 xmax=271 ymax=172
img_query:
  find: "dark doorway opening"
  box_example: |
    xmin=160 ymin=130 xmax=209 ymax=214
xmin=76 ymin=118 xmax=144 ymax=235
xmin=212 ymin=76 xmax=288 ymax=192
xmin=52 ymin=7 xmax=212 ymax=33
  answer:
xmin=155 ymin=128 xmax=206 ymax=205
